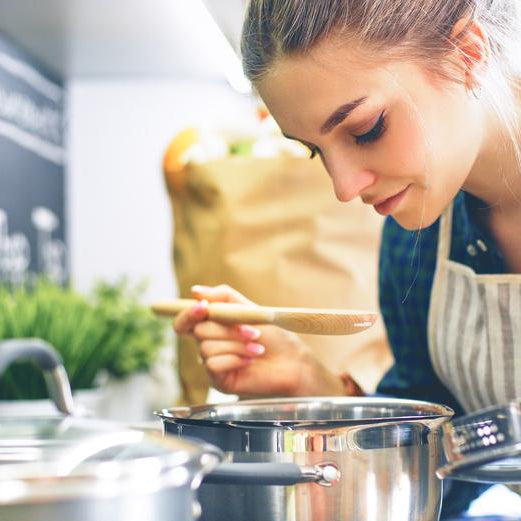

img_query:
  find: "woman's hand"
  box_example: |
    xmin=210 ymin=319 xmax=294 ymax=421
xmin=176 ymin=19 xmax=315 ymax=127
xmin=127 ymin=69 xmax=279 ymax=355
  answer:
xmin=173 ymin=284 xmax=348 ymax=397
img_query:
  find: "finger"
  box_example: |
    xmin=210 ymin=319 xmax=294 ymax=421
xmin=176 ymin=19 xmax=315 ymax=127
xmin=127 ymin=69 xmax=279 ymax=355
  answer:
xmin=193 ymin=321 xmax=262 ymax=342
xmin=200 ymin=340 xmax=265 ymax=361
xmin=206 ymin=354 xmax=252 ymax=374
xmin=191 ymin=284 xmax=254 ymax=305
xmin=172 ymin=299 xmax=209 ymax=334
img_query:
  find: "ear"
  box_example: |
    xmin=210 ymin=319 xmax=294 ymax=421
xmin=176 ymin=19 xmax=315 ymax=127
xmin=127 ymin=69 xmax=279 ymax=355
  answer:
xmin=450 ymin=18 xmax=489 ymax=91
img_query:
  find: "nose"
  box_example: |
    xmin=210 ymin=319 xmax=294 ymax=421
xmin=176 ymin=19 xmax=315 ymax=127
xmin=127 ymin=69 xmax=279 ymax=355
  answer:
xmin=326 ymin=159 xmax=377 ymax=203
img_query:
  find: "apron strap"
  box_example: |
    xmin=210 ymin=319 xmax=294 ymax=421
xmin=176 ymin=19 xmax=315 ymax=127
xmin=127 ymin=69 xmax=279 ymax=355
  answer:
xmin=436 ymin=203 xmax=454 ymax=262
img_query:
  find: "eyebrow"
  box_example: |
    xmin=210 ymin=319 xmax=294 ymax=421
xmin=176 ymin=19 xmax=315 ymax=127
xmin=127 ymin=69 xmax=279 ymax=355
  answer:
xmin=320 ymin=97 xmax=367 ymax=134
xmin=282 ymin=96 xmax=368 ymax=143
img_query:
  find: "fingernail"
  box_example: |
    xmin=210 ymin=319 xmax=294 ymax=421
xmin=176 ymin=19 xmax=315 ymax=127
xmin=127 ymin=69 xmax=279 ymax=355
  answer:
xmin=192 ymin=299 xmax=208 ymax=317
xmin=192 ymin=285 xmax=210 ymax=294
xmin=239 ymin=325 xmax=261 ymax=341
xmin=246 ymin=342 xmax=265 ymax=355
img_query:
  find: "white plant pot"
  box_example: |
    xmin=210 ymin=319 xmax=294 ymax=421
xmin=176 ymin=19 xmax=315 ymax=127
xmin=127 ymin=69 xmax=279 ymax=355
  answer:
xmin=94 ymin=372 xmax=154 ymax=422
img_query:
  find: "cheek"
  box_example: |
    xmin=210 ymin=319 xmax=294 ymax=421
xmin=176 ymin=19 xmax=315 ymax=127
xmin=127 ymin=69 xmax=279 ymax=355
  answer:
xmin=378 ymin=109 xmax=430 ymax=181
xmin=437 ymin=109 xmax=481 ymax=177
xmin=378 ymin=94 xmax=481 ymax=230
xmin=380 ymin=106 xmax=462 ymax=229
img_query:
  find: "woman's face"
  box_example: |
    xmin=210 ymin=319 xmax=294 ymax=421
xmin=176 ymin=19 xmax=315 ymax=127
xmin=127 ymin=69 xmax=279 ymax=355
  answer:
xmin=257 ymin=39 xmax=484 ymax=230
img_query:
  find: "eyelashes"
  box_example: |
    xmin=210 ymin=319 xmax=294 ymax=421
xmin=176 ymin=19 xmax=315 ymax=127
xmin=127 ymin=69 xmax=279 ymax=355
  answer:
xmin=308 ymin=110 xmax=387 ymax=159
xmin=354 ymin=111 xmax=386 ymax=145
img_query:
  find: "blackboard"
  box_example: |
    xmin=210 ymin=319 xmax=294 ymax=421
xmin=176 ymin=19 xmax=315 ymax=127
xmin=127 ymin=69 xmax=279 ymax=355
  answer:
xmin=0 ymin=32 xmax=66 ymax=285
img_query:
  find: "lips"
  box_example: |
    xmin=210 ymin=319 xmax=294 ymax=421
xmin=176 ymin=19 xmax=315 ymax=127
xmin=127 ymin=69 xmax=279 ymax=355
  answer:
xmin=372 ymin=186 xmax=410 ymax=216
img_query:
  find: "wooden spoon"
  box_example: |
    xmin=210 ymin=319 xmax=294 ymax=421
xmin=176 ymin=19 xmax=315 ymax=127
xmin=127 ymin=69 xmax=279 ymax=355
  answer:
xmin=151 ymin=299 xmax=377 ymax=336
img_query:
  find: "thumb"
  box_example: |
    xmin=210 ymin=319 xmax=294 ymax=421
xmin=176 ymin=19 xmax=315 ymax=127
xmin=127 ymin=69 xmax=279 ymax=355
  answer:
xmin=191 ymin=284 xmax=254 ymax=305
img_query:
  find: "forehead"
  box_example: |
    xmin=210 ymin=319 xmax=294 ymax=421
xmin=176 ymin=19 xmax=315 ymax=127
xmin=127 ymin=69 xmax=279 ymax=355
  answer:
xmin=256 ymin=40 xmax=418 ymax=134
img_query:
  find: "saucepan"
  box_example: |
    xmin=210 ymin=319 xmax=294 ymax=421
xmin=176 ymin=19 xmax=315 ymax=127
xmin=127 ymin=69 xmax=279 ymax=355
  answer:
xmin=0 ymin=338 xmax=221 ymax=521
xmin=157 ymin=396 xmax=521 ymax=521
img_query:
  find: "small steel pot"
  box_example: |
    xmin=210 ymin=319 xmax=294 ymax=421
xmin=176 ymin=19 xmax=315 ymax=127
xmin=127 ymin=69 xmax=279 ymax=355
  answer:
xmin=0 ymin=338 xmax=221 ymax=521
xmin=158 ymin=397 xmax=521 ymax=521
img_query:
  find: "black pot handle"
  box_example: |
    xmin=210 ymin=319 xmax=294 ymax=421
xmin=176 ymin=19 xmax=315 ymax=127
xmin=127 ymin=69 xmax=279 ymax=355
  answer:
xmin=204 ymin=461 xmax=340 ymax=487
xmin=0 ymin=338 xmax=75 ymax=415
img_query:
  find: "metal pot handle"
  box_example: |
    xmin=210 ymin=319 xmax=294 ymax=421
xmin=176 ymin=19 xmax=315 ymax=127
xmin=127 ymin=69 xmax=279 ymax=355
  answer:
xmin=204 ymin=461 xmax=340 ymax=487
xmin=437 ymin=400 xmax=521 ymax=482
xmin=0 ymin=338 xmax=75 ymax=415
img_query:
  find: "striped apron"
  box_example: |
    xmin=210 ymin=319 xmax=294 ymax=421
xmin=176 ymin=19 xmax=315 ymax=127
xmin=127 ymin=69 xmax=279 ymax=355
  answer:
xmin=428 ymin=202 xmax=521 ymax=413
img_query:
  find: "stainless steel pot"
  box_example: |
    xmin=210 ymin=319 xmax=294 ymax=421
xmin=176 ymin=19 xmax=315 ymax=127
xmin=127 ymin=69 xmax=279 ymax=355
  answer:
xmin=0 ymin=338 xmax=221 ymax=521
xmin=158 ymin=397 xmax=452 ymax=521
xmin=158 ymin=397 xmax=521 ymax=521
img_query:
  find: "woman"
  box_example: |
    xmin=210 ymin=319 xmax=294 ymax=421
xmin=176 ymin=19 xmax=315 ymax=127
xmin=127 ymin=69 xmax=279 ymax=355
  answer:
xmin=175 ymin=0 xmax=521 ymax=514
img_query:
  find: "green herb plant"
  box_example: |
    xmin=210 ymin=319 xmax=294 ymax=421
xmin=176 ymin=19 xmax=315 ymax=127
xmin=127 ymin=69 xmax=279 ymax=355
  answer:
xmin=0 ymin=278 xmax=166 ymax=400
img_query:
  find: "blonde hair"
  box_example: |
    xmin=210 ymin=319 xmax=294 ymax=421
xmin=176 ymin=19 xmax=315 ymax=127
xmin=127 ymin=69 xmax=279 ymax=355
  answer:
xmin=241 ymin=0 xmax=521 ymax=160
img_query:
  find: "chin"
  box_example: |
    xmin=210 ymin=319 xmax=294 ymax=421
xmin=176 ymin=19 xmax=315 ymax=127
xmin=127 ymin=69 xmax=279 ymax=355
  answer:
xmin=391 ymin=207 xmax=440 ymax=231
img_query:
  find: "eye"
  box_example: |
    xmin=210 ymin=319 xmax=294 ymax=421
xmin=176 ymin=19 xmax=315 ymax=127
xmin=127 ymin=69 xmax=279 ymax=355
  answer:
xmin=309 ymin=146 xmax=319 ymax=159
xmin=354 ymin=112 xmax=386 ymax=145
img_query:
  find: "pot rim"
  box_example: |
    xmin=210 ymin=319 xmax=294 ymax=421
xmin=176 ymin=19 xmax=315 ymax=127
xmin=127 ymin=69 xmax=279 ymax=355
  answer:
xmin=156 ymin=396 xmax=454 ymax=428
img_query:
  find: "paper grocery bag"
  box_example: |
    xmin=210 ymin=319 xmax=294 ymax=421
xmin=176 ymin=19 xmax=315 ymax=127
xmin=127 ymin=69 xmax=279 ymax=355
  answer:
xmin=164 ymin=155 xmax=393 ymax=405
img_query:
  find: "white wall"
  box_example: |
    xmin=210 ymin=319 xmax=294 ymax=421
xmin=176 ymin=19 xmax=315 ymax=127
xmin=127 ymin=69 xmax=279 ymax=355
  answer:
xmin=66 ymin=79 xmax=257 ymax=302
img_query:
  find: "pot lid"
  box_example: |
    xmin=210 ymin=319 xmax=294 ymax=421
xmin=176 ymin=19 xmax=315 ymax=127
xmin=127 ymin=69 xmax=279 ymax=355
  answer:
xmin=0 ymin=340 xmax=221 ymax=504
xmin=158 ymin=396 xmax=454 ymax=427
xmin=437 ymin=400 xmax=521 ymax=484
xmin=0 ymin=416 xmax=221 ymax=504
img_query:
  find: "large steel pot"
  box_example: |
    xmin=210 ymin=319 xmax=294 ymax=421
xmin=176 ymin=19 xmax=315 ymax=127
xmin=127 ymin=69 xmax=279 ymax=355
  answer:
xmin=158 ymin=397 xmax=521 ymax=521
xmin=158 ymin=397 xmax=451 ymax=521
xmin=0 ymin=338 xmax=221 ymax=521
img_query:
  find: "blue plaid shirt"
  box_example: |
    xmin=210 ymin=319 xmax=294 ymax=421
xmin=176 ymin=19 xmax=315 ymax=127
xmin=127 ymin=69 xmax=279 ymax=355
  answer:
xmin=377 ymin=190 xmax=507 ymax=416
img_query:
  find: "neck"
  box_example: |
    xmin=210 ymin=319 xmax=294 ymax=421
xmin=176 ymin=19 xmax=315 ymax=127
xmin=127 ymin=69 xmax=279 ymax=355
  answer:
xmin=463 ymin=89 xmax=521 ymax=216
